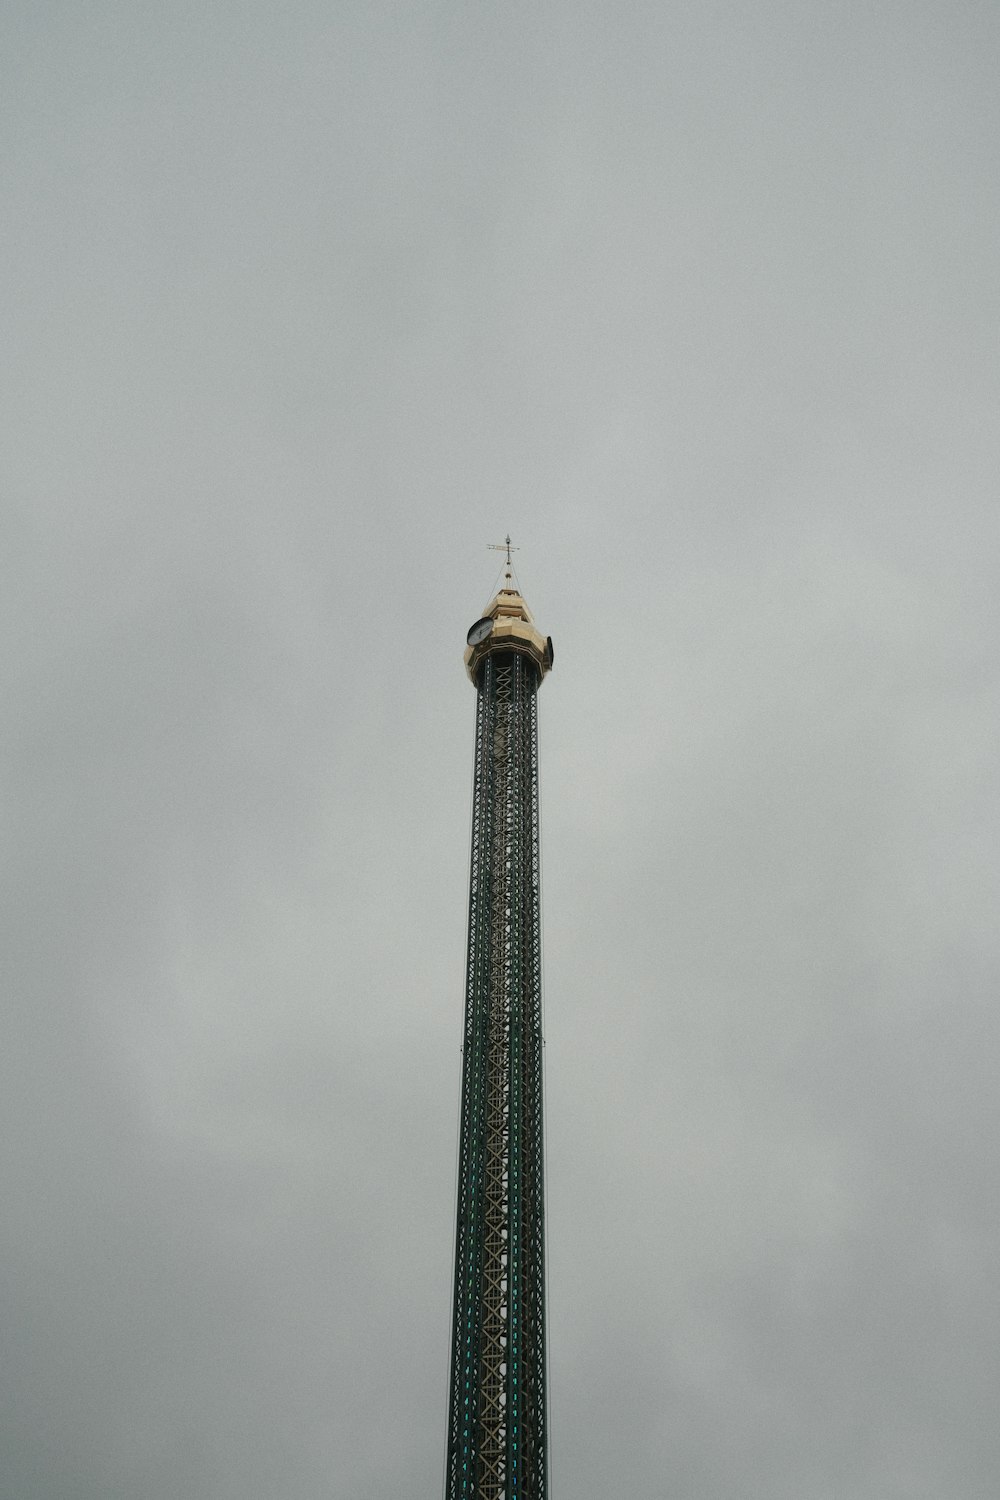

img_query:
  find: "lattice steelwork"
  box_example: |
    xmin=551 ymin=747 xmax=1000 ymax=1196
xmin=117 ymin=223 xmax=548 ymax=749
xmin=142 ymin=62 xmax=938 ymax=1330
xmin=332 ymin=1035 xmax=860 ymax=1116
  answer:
xmin=446 ymin=625 xmax=549 ymax=1500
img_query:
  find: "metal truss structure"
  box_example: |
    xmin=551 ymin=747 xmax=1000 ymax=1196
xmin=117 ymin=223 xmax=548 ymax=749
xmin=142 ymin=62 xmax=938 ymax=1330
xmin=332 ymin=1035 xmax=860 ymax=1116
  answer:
xmin=447 ymin=647 xmax=548 ymax=1500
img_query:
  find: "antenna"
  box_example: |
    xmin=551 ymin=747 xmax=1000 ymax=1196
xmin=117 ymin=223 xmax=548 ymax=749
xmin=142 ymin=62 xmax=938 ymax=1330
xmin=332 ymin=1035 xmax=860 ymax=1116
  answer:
xmin=487 ymin=533 xmax=520 ymax=587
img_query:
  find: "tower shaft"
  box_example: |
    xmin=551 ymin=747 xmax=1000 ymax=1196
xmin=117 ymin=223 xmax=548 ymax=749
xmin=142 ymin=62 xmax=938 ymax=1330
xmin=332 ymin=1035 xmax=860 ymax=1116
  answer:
xmin=447 ymin=648 xmax=547 ymax=1500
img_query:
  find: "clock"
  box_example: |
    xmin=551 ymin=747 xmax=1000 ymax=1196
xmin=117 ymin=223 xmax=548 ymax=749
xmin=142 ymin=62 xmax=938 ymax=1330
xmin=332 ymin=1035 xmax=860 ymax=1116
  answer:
xmin=467 ymin=617 xmax=493 ymax=646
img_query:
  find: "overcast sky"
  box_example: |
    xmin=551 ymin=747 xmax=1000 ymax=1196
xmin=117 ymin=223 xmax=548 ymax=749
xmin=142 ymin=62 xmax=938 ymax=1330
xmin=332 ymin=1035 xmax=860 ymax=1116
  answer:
xmin=4 ymin=3 xmax=1000 ymax=1497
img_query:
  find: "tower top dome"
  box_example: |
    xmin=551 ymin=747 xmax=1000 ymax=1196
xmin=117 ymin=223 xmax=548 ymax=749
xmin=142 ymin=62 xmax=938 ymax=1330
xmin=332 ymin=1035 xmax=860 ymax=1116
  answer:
xmin=464 ymin=583 xmax=553 ymax=686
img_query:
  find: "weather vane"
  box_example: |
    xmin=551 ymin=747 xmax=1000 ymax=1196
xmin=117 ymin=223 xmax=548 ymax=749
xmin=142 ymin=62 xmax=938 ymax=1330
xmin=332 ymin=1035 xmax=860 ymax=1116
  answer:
xmin=487 ymin=533 xmax=519 ymax=575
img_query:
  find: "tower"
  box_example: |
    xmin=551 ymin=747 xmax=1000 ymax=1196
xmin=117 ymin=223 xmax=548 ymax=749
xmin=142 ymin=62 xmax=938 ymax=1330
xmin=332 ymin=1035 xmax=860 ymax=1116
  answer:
xmin=446 ymin=547 xmax=554 ymax=1500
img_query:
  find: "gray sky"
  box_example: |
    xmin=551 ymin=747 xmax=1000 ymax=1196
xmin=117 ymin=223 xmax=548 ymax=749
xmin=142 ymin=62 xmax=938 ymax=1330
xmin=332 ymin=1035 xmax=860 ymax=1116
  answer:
xmin=4 ymin=3 xmax=999 ymax=1496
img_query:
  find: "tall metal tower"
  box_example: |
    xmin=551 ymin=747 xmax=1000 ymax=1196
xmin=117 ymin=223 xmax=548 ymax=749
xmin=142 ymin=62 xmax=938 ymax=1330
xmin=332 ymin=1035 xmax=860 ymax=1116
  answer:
xmin=446 ymin=547 xmax=554 ymax=1500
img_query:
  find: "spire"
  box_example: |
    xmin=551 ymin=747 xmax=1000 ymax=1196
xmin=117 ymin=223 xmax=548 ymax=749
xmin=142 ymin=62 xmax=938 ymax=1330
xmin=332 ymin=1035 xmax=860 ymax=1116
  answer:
xmin=487 ymin=532 xmax=519 ymax=591
xmin=485 ymin=534 xmax=524 ymax=591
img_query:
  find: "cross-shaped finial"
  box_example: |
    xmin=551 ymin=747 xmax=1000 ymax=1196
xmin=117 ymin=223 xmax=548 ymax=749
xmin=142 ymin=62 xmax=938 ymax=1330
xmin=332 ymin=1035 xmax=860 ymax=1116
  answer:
xmin=487 ymin=534 xmax=519 ymax=569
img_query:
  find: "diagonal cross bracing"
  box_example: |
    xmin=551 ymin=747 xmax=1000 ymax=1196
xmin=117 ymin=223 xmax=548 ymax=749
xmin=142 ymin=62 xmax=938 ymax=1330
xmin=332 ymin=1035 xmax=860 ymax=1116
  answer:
xmin=447 ymin=651 xmax=548 ymax=1500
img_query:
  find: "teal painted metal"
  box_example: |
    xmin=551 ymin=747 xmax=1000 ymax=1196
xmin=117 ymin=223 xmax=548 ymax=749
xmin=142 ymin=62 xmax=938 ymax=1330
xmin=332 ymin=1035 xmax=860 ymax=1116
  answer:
xmin=446 ymin=649 xmax=547 ymax=1500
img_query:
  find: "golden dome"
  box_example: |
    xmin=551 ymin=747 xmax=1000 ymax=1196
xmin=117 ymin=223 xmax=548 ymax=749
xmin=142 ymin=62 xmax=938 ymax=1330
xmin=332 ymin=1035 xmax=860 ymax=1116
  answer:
xmin=464 ymin=585 xmax=552 ymax=686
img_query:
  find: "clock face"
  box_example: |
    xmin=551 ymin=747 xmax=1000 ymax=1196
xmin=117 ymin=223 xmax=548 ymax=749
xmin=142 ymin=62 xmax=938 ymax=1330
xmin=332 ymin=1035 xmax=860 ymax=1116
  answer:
xmin=467 ymin=617 xmax=493 ymax=646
